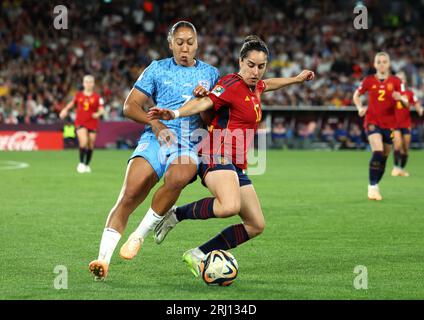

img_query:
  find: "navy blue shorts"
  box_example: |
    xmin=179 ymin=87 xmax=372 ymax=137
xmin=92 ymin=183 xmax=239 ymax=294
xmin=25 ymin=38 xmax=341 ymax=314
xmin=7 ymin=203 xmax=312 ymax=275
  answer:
xmin=366 ymin=124 xmax=393 ymax=145
xmin=198 ymin=155 xmax=252 ymax=187
xmin=395 ymin=128 xmax=411 ymax=135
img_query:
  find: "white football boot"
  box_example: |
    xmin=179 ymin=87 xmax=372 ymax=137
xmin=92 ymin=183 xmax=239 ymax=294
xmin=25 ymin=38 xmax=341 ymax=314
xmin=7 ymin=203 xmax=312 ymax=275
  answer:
xmin=154 ymin=206 xmax=178 ymax=244
xmin=77 ymin=163 xmax=86 ymax=173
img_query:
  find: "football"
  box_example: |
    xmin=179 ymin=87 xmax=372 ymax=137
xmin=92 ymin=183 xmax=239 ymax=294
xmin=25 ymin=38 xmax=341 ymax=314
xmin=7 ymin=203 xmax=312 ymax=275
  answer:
xmin=199 ymin=250 xmax=238 ymax=286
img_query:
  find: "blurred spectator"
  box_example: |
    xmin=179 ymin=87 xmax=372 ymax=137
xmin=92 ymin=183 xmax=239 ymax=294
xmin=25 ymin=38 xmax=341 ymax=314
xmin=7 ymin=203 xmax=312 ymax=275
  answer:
xmin=272 ymin=121 xmax=288 ymax=149
xmin=410 ymin=122 xmax=422 ymax=148
xmin=296 ymin=120 xmax=317 ymax=149
xmin=320 ymin=123 xmax=335 ymax=144
xmin=334 ymin=122 xmax=356 ymax=149
xmin=0 ymin=0 xmax=423 ymax=128
xmin=349 ymin=123 xmax=365 ymax=149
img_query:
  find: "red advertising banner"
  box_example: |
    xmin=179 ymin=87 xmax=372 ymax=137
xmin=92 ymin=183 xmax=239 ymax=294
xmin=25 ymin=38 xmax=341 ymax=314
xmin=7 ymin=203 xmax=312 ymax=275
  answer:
xmin=0 ymin=131 xmax=63 ymax=151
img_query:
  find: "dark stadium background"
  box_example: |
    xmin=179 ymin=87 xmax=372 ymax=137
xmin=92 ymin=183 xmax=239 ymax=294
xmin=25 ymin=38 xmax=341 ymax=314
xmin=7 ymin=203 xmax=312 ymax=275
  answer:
xmin=2 ymin=0 xmax=424 ymax=302
xmin=1 ymin=0 xmax=423 ymax=150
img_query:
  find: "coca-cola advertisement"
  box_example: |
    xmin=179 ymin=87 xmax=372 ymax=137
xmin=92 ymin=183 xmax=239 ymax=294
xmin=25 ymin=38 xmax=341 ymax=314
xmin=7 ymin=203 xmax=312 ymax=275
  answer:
xmin=0 ymin=131 xmax=63 ymax=151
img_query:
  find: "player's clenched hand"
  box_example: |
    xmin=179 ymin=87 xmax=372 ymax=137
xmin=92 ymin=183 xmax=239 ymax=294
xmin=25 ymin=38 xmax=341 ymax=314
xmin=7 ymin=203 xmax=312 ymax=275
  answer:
xmin=150 ymin=120 xmax=176 ymax=147
xmin=59 ymin=109 xmax=67 ymax=120
xmin=296 ymin=70 xmax=315 ymax=83
xmin=193 ymin=85 xmax=209 ymax=97
xmin=357 ymin=106 xmax=367 ymax=117
xmin=392 ymin=91 xmax=402 ymax=100
xmin=417 ymin=106 xmax=424 ymax=117
xmin=148 ymin=107 xmax=175 ymax=121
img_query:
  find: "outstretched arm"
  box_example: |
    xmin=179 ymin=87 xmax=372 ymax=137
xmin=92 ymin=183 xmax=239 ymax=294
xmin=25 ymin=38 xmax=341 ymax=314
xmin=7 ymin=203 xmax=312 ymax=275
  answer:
xmin=148 ymin=96 xmax=214 ymax=120
xmin=264 ymin=70 xmax=314 ymax=92
xmin=59 ymin=99 xmax=75 ymax=119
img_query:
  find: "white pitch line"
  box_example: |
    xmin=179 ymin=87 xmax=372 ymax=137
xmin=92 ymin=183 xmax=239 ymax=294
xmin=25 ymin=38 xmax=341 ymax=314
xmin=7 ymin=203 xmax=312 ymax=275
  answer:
xmin=0 ymin=161 xmax=30 ymax=170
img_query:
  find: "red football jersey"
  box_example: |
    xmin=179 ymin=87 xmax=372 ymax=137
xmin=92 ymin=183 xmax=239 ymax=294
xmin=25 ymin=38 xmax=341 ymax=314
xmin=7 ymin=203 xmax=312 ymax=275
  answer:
xmin=73 ymin=92 xmax=104 ymax=130
xmin=357 ymin=75 xmax=403 ymax=129
xmin=395 ymin=90 xmax=417 ymax=129
xmin=200 ymin=73 xmax=266 ymax=170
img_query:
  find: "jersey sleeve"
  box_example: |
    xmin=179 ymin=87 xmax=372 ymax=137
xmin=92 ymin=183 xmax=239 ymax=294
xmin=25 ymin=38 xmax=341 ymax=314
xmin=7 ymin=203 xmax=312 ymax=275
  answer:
xmin=73 ymin=92 xmax=79 ymax=104
xmin=357 ymin=77 xmax=370 ymax=95
xmin=211 ymin=68 xmax=220 ymax=89
xmin=98 ymin=96 xmax=104 ymax=107
xmin=208 ymin=81 xmax=233 ymax=111
xmin=258 ymin=80 xmax=267 ymax=94
xmin=133 ymin=60 xmax=158 ymax=97
xmin=409 ymin=91 xmax=418 ymax=104
xmin=394 ymin=76 xmax=404 ymax=92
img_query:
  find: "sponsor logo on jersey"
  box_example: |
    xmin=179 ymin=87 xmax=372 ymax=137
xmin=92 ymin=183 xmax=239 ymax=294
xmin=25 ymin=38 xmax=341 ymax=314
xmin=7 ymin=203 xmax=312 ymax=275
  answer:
xmin=372 ymin=85 xmax=377 ymax=89
xmin=245 ymin=96 xmax=250 ymax=101
xmin=387 ymin=83 xmax=393 ymax=91
xmin=211 ymin=85 xmax=225 ymax=97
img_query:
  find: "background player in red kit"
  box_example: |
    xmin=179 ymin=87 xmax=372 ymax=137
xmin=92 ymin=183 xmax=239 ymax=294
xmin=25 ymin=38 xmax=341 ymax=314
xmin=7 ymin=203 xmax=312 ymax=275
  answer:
xmin=353 ymin=52 xmax=404 ymax=201
xmin=60 ymin=75 xmax=104 ymax=173
xmin=148 ymin=35 xmax=314 ymax=276
xmin=391 ymin=71 xmax=423 ymax=177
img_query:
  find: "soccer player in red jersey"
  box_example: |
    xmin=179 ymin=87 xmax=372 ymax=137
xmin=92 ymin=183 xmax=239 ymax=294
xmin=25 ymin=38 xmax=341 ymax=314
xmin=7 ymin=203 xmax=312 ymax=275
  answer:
xmin=60 ymin=75 xmax=104 ymax=173
xmin=353 ymin=52 xmax=405 ymax=201
xmin=149 ymin=35 xmax=314 ymax=276
xmin=391 ymin=71 xmax=423 ymax=177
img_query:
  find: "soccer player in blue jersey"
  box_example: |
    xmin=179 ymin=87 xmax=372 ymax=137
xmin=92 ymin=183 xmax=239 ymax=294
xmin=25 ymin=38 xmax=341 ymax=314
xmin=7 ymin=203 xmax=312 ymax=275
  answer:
xmin=89 ymin=21 xmax=219 ymax=280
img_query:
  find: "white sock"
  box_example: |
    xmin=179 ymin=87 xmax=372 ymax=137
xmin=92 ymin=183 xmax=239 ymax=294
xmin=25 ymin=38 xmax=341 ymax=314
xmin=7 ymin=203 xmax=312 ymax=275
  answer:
xmin=98 ymin=227 xmax=121 ymax=264
xmin=134 ymin=207 xmax=164 ymax=239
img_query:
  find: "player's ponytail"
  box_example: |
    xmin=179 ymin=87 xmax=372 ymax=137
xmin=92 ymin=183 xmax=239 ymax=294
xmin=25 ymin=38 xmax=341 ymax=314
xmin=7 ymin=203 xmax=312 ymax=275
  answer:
xmin=240 ymin=35 xmax=269 ymax=60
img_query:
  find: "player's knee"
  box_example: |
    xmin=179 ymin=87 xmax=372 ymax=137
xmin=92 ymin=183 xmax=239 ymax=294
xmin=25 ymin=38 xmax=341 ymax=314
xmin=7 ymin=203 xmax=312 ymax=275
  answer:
xmin=219 ymin=200 xmax=241 ymax=217
xmin=120 ymin=189 xmax=140 ymax=206
xmin=246 ymin=221 xmax=265 ymax=238
xmin=164 ymin=173 xmax=192 ymax=191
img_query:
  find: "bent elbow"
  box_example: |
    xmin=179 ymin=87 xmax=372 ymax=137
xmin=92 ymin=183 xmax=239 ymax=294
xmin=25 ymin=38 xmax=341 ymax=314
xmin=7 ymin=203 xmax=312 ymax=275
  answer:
xmin=122 ymin=103 xmax=131 ymax=118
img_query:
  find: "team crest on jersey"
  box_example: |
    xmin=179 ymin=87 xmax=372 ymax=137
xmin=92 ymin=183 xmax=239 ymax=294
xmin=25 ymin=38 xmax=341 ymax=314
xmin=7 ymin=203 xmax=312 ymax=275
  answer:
xmin=198 ymin=80 xmax=210 ymax=90
xmin=387 ymin=83 xmax=393 ymax=91
xmin=135 ymin=143 xmax=149 ymax=153
xmin=372 ymin=85 xmax=377 ymax=89
xmin=211 ymin=85 xmax=225 ymax=97
xmin=245 ymin=96 xmax=250 ymax=101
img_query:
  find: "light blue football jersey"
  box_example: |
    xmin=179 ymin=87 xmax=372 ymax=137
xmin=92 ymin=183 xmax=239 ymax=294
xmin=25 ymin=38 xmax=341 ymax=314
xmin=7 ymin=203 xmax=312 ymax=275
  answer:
xmin=134 ymin=58 xmax=219 ymax=144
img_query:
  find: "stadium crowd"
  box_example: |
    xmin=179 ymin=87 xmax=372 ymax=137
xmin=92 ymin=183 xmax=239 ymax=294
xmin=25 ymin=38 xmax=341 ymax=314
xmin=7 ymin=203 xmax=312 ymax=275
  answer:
xmin=1 ymin=0 xmax=423 ymax=136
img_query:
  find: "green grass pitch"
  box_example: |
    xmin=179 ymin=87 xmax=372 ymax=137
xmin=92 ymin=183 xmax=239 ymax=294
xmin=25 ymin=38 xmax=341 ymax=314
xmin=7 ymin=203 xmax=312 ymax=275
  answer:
xmin=1 ymin=150 xmax=423 ymax=299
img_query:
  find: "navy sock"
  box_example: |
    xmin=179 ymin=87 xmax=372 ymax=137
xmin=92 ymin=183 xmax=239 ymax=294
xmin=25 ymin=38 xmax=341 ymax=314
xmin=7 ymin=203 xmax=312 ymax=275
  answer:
xmin=393 ymin=150 xmax=401 ymax=167
xmin=400 ymin=153 xmax=408 ymax=169
xmin=175 ymin=198 xmax=215 ymax=221
xmin=369 ymin=151 xmax=386 ymax=185
xmin=85 ymin=149 xmax=93 ymax=165
xmin=199 ymin=224 xmax=250 ymax=254
xmin=79 ymin=148 xmax=86 ymax=163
